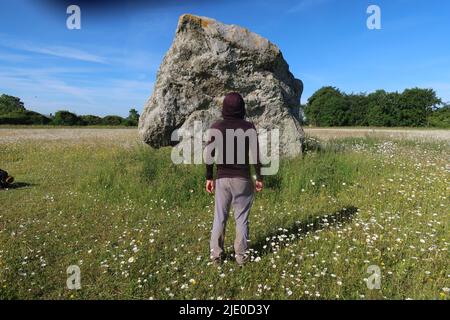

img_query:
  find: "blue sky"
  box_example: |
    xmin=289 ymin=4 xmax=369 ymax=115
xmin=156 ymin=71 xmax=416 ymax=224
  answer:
xmin=0 ymin=0 xmax=449 ymax=117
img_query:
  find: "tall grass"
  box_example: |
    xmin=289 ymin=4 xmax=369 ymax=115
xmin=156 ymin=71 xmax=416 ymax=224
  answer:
xmin=0 ymin=135 xmax=448 ymax=300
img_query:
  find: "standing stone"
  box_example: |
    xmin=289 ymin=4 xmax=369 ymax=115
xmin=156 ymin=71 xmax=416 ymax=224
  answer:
xmin=139 ymin=14 xmax=304 ymax=156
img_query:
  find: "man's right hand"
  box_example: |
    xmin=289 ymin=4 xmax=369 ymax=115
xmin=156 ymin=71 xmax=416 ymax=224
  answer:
xmin=206 ymin=180 xmax=215 ymax=194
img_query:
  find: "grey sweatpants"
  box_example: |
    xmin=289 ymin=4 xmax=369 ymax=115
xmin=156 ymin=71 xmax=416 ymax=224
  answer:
xmin=210 ymin=177 xmax=254 ymax=264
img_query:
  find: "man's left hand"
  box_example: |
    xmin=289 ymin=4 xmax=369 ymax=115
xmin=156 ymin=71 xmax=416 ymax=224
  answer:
xmin=255 ymin=180 xmax=263 ymax=192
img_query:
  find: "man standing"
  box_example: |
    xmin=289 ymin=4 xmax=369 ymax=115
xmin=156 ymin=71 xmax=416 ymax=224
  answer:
xmin=205 ymin=92 xmax=263 ymax=266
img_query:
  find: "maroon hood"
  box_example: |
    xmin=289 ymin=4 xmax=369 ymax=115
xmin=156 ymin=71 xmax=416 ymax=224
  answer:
xmin=222 ymin=92 xmax=246 ymax=120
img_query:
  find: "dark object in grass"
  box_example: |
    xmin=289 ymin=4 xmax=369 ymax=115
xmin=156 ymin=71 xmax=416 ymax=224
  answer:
xmin=0 ymin=169 xmax=14 ymax=188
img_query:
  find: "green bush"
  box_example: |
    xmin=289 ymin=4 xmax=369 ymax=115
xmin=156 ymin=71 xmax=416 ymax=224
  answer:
xmin=428 ymin=105 xmax=450 ymax=128
xmin=304 ymin=87 xmax=442 ymax=127
xmin=126 ymin=108 xmax=140 ymax=126
xmin=80 ymin=115 xmax=103 ymax=126
xmin=0 ymin=110 xmax=51 ymax=125
xmin=0 ymin=94 xmax=26 ymax=114
xmin=102 ymin=115 xmax=125 ymax=126
xmin=302 ymin=136 xmax=323 ymax=153
xmin=305 ymin=87 xmax=349 ymax=126
xmin=52 ymin=110 xmax=82 ymax=126
xmin=122 ymin=119 xmax=137 ymax=126
xmin=397 ymin=88 xmax=440 ymax=127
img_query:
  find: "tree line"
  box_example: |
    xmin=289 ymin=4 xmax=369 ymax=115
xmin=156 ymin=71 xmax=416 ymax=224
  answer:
xmin=303 ymin=87 xmax=449 ymax=128
xmin=0 ymin=94 xmax=140 ymax=126
xmin=1 ymin=89 xmax=449 ymax=128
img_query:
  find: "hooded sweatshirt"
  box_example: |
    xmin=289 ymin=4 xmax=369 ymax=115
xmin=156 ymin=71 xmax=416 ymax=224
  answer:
xmin=205 ymin=93 xmax=262 ymax=181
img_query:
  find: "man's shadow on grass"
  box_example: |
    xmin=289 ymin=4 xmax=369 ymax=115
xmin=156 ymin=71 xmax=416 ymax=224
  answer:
xmin=249 ymin=206 xmax=358 ymax=257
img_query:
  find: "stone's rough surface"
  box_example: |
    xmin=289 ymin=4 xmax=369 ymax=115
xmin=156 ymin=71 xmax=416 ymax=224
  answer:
xmin=139 ymin=14 xmax=305 ymax=156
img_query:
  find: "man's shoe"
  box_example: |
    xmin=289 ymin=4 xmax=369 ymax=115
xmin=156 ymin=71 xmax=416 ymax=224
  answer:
xmin=236 ymin=255 xmax=249 ymax=267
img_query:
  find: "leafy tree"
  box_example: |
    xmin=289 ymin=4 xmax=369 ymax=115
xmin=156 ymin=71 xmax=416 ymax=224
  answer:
xmin=428 ymin=104 xmax=450 ymax=128
xmin=0 ymin=94 xmax=51 ymax=124
xmin=80 ymin=115 xmax=103 ymax=126
xmin=0 ymin=110 xmax=51 ymax=125
xmin=347 ymin=93 xmax=369 ymax=126
xmin=305 ymin=87 xmax=349 ymax=126
xmin=366 ymin=90 xmax=401 ymax=127
xmin=398 ymin=88 xmax=441 ymax=127
xmin=124 ymin=108 xmax=140 ymax=126
xmin=102 ymin=115 xmax=125 ymax=126
xmin=53 ymin=110 xmax=82 ymax=126
xmin=128 ymin=108 xmax=140 ymax=122
xmin=0 ymin=94 xmax=26 ymax=114
xmin=305 ymin=87 xmax=444 ymax=128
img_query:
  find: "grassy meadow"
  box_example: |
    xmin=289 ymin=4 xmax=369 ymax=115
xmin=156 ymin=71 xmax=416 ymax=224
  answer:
xmin=0 ymin=129 xmax=449 ymax=299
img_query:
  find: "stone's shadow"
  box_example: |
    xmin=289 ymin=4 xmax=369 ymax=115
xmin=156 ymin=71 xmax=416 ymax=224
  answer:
xmin=250 ymin=206 xmax=358 ymax=257
xmin=2 ymin=182 xmax=36 ymax=190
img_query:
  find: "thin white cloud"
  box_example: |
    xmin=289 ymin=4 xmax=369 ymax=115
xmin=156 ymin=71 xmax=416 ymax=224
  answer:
xmin=0 ymin=37 xmax=106 ymax=63
xmin=0 ymin=16 xmax=164 ymax=114
xmin=0 ymin=66 xmax=153 ymax=116
xmin=0 ymin=52 xmax=30 ymax=62
xmin=25 ymin=45 xmax=107 ymax=63
xmin=0 ymin=69 xmax=94 ymax=104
